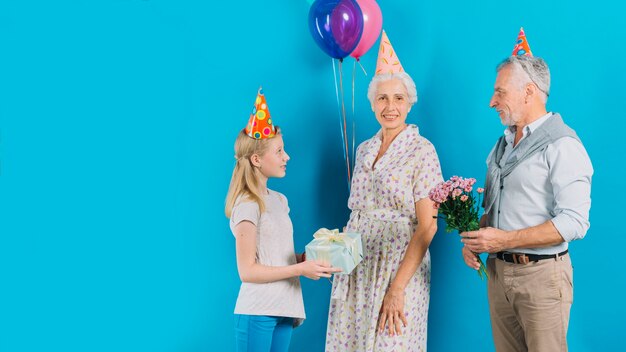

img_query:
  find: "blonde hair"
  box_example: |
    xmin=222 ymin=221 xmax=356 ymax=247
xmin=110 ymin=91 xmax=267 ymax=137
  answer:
xmin=224 ymin=127 xmax=281 ymax=218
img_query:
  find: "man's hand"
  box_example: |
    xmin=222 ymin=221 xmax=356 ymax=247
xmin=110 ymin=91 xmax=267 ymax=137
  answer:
xmin=461 ymin=245 xmax=481 ymax=270
xmin=460 ymin=227 xmax=509 ymax=254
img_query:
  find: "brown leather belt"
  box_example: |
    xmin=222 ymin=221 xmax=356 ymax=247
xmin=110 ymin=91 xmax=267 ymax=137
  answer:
xmin=496 ymin=250 xmax=568 ymax=264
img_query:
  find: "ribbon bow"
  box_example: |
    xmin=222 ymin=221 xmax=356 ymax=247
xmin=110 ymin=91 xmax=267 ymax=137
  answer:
xmin=313 ymin=228 xmax=344 ymax=242
xmin=312 ymin=228 xmax=361 ymax=266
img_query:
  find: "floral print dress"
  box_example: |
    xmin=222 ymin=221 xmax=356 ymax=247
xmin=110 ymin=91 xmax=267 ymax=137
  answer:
xmin=325 ymin=125 xmax=443 ymax=351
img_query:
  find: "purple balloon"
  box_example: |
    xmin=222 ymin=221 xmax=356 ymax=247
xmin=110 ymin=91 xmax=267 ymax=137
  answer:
xmin=330 ymin=0 xmax=364 ymax=54
xmin=308 ymin=0 xmax=363 ymax=59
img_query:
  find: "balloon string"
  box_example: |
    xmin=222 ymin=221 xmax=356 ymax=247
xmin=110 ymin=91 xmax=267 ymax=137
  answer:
xmin=338 ymin=59 xmax=351 ymax=188
xmin=351 ymin=60 xmax=356 ymax=177
xmin=332 ymin=58 xmax=349 ymax=188
xmin=357 ymin=59 xmax=368 ymax=76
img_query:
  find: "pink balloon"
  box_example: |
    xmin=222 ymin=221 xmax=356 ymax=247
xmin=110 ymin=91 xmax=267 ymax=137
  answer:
xmin=349 ymin=0 xmax=382 ymax=60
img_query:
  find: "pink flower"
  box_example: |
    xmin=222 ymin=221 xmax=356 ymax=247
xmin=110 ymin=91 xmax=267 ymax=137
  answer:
xmin=428 ymin=175 xmax=488 ymax=280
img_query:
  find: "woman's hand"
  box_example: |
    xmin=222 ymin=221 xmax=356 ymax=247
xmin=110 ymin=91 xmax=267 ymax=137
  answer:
xmin=298 ymin=260 xmax=342 ymax=280
xmin=378 ymin=287 xmax=408 ymax=336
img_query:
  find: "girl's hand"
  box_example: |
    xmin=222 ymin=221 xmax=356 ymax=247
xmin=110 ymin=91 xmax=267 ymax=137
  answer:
xmin=298 ymin=260 xmax=342 ymax=280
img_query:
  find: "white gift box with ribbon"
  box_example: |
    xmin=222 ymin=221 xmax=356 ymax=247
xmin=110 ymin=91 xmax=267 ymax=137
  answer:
xmin=305 ymin=228 xmax=363 ymax=275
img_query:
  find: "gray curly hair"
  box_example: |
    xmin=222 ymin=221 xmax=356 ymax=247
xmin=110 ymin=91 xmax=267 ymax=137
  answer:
xmin=497 ymin=55 xmax=551 ymax=103
xmin=367 ymin=71 xmax=418 ymax=106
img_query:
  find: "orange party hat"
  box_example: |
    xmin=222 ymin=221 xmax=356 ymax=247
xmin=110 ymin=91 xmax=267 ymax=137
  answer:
xmin=512 ymin=27 xmax=533 ymax=56
xmin=245 ymin=87 xmax=276 ymax=140
xmin=375 ymin=30 xmax=404 ymax=75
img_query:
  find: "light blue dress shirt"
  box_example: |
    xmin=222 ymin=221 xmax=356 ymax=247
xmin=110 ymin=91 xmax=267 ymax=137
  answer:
xmin=487 ymin=112 xmax=594 ymax=255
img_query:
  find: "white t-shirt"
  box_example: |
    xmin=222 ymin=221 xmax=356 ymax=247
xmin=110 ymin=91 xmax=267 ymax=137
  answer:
xmin=230 ymin=189 xmax=305 ymax=324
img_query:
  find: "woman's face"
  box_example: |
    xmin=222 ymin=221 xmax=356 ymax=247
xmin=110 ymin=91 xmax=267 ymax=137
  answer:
xmin=372 ymin=78 xmax=412 ymax=132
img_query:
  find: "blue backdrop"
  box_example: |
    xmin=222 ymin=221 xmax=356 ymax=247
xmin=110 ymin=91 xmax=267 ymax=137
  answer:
xmin=1 ymin=0 xmax=624 ymax=351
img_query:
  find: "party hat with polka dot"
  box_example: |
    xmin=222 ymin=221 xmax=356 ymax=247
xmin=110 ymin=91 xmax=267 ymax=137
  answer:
xmin=375 ymin=30 xmax=404 ymax=75
xmin=245 ymin=87 xmax=276 ymax=140
xmin=512 ymin=27 xmax=533 ymax=56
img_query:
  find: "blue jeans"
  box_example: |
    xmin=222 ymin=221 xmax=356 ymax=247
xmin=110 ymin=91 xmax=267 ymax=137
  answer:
xmin=234 ymin=314 xmax=294 ymax=352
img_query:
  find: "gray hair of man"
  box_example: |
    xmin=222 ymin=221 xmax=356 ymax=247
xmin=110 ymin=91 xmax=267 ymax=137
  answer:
xmin=367 ymin=71 xmax=418 ymax=106
xmin=497 ymin=55 xmax=551 ymax=103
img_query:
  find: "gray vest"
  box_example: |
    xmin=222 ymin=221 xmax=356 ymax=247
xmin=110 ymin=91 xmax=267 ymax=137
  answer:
xmin=483 ymin=113 xmax=580 ymax=227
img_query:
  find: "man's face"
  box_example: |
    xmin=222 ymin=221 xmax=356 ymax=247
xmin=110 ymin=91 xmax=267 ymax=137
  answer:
xmin=489 ymin=65 xmax=526 ymax=126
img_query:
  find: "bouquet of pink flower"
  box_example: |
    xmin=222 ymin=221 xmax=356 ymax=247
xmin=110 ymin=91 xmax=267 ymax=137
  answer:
xmin=429 ymin=176 xmax=488 ymax=280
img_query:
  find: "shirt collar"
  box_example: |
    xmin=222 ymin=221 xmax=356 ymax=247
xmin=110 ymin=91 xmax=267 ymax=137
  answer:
xmin=503 ymin=112 xmax=553 ymax=143
xmin=526 ymin=112 xmax=553 ymax=134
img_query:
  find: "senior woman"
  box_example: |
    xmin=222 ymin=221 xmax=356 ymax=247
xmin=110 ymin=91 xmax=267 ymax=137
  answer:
xmin=325 ymin=33 xmax=443 ymax=352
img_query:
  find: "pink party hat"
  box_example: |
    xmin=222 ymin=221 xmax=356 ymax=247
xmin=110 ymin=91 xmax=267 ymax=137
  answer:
xmin=512 ymin=27 xmax=533 ymax=56
xmin=375 ymin=30 xmax=404 ymax=75
xmin=244 ymin=87 xmax=276 ymax=140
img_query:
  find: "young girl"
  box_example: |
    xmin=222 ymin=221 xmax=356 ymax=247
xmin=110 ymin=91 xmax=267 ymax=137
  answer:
xmin=225 ymin=88 xmax=339 ymax=352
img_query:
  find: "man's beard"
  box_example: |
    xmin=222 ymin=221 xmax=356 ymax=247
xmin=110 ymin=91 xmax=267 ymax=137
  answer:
xmin=500 ymin=111 xmax=521 ymax=126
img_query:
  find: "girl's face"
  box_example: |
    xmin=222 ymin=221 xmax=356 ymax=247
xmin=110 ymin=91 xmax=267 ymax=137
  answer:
xmin=256 ymin=135 xmax=290 ymax=179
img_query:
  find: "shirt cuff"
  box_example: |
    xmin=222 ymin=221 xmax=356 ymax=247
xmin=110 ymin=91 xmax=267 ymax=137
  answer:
xmin=551 ymin=213 xmax=589 ymax=242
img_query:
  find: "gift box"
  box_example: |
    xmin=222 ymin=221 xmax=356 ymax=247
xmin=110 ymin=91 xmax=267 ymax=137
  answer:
xmin=305 ymin=228 xmax=363 ymax=275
